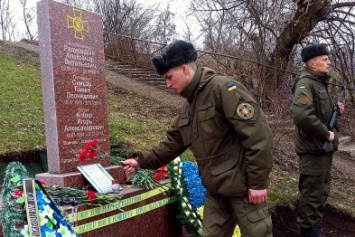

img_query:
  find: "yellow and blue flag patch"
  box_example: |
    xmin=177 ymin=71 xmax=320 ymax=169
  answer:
xmin=299 ymin=83 xmax=306 ymax=89
xmin=226 ymin=82 xmax=237 ymax=92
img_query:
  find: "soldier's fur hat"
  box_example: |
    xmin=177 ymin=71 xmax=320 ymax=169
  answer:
xmin=152 ymin=40 xmax=198 ymax=75
xmin=301 ymin=43 xmax=329 ymax=62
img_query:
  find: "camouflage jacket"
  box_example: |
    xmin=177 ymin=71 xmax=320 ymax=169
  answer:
xmin=291 ymin=69 xmax=337 ymax=154
xmin=138 ymin=67 xmax=273 ymax=197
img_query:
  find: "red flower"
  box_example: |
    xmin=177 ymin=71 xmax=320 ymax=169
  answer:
xmin=153 ymin=165 xmax=169 ymax=181
xmin=84 ymin=139 xmax=99 ymax=151
xmin=79 ymin=150 xmax=88 ymax=163
xmin=154 ymin=173 xmax=163 ymax=181
xmin=79 ymin=140 xmax=99 ymax=163
xmin=86 ymin=190 xmax=96 ymax=202
xmin=13 ymin=190 xmax=23 ymax=197
xmin=88 ymin=150 xmax=97 ymax=160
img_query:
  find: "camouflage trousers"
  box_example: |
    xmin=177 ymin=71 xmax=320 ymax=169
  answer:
xmin=297 ymin=152 xmax=333 ymax=228
xmin=202 ymin=192 xmax=272 ymax=237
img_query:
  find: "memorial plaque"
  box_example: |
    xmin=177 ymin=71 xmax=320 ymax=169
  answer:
xmin=37 ymin=0 xmax=110 ymax=173
xmin=78 ymin=163 xmax=115 ymax=193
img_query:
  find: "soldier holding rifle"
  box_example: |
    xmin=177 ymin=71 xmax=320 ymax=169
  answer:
xmin=291 ymin=43 xmax=345 ymax=237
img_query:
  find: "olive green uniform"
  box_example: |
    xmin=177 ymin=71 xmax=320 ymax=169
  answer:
xmin=138 ymin=67 xmax=273 ymax=237
xmin=291 ymin=69 xmax=338 ymax=229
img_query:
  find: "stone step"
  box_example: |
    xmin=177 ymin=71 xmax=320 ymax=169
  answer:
xmin=134 ymin=80 xmax=163 ymax=86
xmin=338 ymin=135 xmax=352 ymax=145
xmin=108 ymin=67 xmax=158 ymax=76
xmin=107 ymin=67 xmax=161 ymax=78
xmin=129 ymin=74 xmax=164 ymax=82
xmin=128 ymin=72 xmax=159 ymax=77
xmin=111 ymin=71 xmax=160 ymax=79
xmin=338 ymin=143 xmax=355 ymax=160
xmin=104 ymin=58 xmax=169 ymax=92
xmin=105 ymin=62 xmax=133 ymax=68
xmin=107 ymin=66 xmax=153 ymax=72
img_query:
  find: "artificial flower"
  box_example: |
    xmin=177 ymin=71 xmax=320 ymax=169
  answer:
xmin=169 ymin=157 xmax=241 ymax=237
xmin=10 ymin=174 xmax=22 ymax=185
xmin=153 ymin=165 xmax=169 ymax=181
xmin=13 ymin=190 xmax=23 ymax=197
xmin=19 ymin=181 xmax=80 ymax=237
xmin=37 ymin=190 xmax=51 ymax=207
xmin=182 ymin=161 xmax=206 ymax=210
xmin=43 ymin=231 xmax=56 ymax=237
xmin=40 ymin=204 xmax=54 ymax=220
xmin=78 ymin=139 xmax=101 ymax=163
xmin=88 ymin=149 xmax=97 ymax=160
xmin=79 ymin=150 xmax=88 ymax=163
xmin=86 ymin=190 xmax=96 ymax=202
xmin=57 ymin=224 xmax=73 ymax=237
xmin=41 ymin=225 xmax=56 ymax=236
xmin=84 ymin=139 xmax=99 ymax=151
xmin=20 ymin=225 xmax=30 ymax=237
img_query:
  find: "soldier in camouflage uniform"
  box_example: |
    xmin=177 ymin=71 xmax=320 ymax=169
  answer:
xmin=291 ymin=43 xmax=345 ymax=237
xmin=122 ymin=40 xmax=274 ymax=237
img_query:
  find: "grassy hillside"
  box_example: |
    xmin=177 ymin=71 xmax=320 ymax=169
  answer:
xmin=0 ymin=54 xmax=45 ymax=153
xmin=0 ymin=52 xmax=171 ymax=155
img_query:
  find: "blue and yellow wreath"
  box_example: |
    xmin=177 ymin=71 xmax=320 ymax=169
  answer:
xmin=169 ymin=157 xmax=240 ymax=237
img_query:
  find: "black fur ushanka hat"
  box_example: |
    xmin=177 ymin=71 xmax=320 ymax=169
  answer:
xmin=301 ymin=43 xmax=329 ymax=62
xmin=152 ymin=40 xmax=198 ymax=75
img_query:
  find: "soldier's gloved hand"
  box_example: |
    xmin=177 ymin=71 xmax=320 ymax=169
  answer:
xmin=327 ymin=131 xmax=335 ymax=142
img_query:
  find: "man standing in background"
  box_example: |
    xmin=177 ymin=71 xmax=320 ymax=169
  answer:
xmin=291 ymin=43 xmax=345 ymax=237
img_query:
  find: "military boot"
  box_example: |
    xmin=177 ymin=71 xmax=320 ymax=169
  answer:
xmin=300 ymin=225 xmax=325 ymax=237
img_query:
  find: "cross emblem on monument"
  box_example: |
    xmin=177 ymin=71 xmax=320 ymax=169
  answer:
xmin=67 ymin=9 xmax=89 ymax=40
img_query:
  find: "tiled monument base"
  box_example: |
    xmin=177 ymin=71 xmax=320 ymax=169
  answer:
xmin=35 ymin=165 xmax=125 ymax=187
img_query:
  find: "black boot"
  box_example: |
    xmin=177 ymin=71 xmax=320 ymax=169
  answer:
xmin=300 ymin=225 xmax=325 ymax=237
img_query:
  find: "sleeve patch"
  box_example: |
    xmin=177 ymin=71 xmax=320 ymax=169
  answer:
xmin=297 ymin=94 xmax=310 ymax=105
xmin=226 ymin=82 xmax=237 ymax=92
xmin=236 ymin=103 xmax=255 ymax=120
xmin=299 ymin=83 xmax=306 ymax=89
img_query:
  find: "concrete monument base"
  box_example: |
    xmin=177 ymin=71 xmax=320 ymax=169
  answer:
xmin=35 ymin=165 xmax=125 ymax=188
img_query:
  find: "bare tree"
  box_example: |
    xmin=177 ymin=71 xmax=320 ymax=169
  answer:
xmin=325 ymin=6 xmax=355 ymax=104
xmin=60 ymin=0 xmax=89 ymax=9
xmin=190 ymin=0 xmax=355 ymax=105
xmin=19 ymin=0 xmax=37 ymax=40
xmin=93 ymin=0 xmax=155 ymax=39
xmin=269 ymin=0 xmax=355 ymax=94
xmin=151 ymin=4 xmax=176 ymax=43
xmin=0 ymin=0 xmax=15 ymax=40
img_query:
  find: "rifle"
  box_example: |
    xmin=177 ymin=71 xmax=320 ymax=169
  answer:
xmin=322 ymin=85 xmax=346 ymax=153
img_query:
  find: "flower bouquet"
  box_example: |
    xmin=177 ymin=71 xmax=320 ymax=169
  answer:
xmin=79 ymin=139 xmax=169 ymax=190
